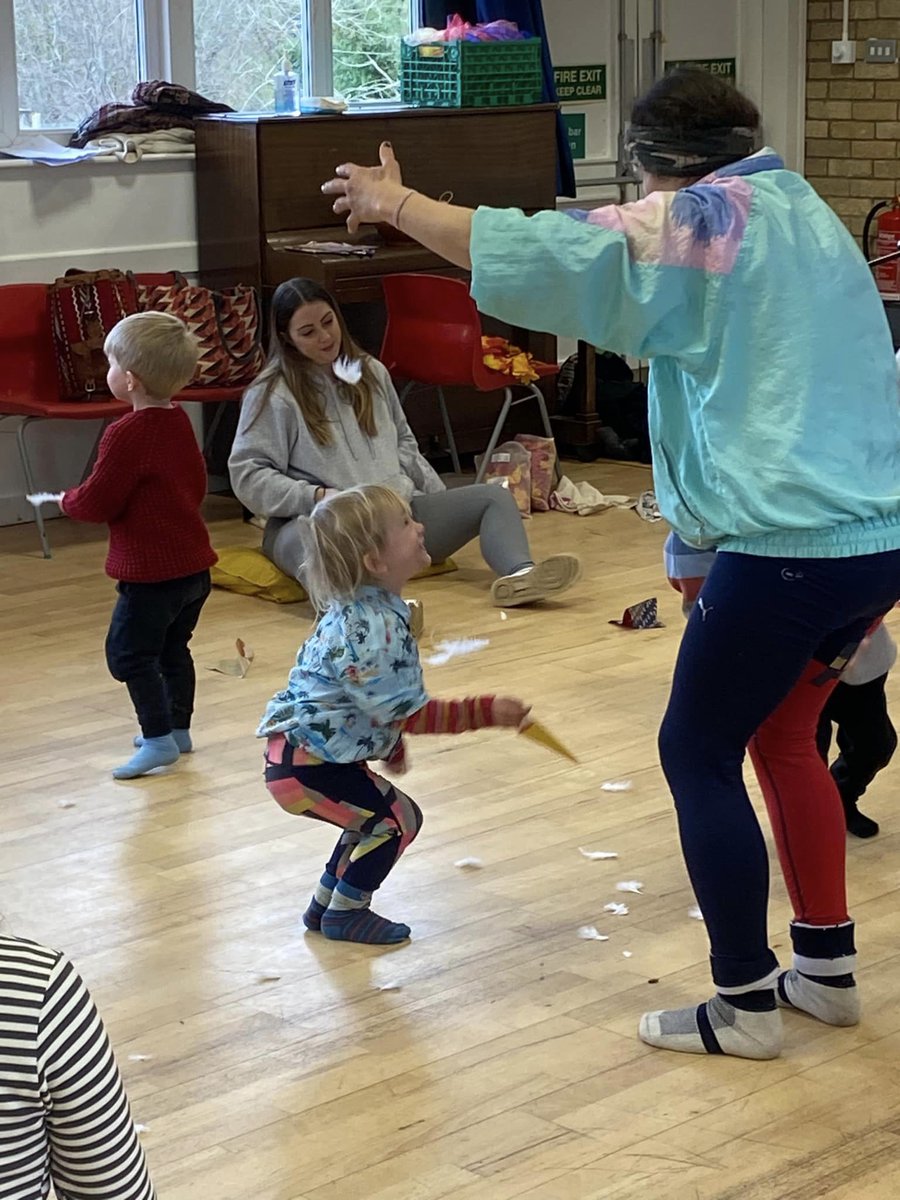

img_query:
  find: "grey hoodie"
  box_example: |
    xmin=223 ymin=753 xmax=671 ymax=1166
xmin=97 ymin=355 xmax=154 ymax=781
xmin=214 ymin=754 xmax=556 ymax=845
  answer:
xmin=228 ymin=358 xmax=445 ymax=518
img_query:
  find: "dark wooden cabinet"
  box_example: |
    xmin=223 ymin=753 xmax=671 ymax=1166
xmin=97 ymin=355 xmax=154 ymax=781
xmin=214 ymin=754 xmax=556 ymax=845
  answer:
xmin=194 ymin=105 xmax=560 ymax=461
xmin=194 ymin=105 xmax=559 ymax=304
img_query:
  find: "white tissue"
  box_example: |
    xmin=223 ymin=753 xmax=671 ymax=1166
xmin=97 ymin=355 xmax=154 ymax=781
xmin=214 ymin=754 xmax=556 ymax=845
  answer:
xmin=333 ymin=356 xmax=363 ymax=384
xmin=577 ymin=926 xmax=609 ymax=941
xmin=26 ymin=492 xmax=64 ymax=506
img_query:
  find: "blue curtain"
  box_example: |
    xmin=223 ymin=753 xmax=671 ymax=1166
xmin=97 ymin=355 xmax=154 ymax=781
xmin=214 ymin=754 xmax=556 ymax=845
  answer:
xmin=419 ymin=0 xmax=576 ymax=197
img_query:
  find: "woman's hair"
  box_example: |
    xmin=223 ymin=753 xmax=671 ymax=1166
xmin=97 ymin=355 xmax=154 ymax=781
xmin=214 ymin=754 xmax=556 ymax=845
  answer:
xmin=248 ymin=278 xmax=379 ymax=445
xmin=300 ymin=484 xmax=410 ymax=611
xmin=627 ymin=68 xmax=761 ymax=178
xmin=105 ymin=311 xmax=199 ymax=399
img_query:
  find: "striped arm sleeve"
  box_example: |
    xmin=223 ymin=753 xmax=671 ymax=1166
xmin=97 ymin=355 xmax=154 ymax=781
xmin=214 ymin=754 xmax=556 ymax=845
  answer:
xmin=37 ymin=955 xmax=155 ymax=1200
xmin=401 ymin=696 xmax=497 ymax=736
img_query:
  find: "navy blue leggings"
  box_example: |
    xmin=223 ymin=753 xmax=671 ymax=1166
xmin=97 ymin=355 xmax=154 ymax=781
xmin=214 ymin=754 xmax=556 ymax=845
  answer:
xmin=659 ymin=549 xmax=900 ymax=991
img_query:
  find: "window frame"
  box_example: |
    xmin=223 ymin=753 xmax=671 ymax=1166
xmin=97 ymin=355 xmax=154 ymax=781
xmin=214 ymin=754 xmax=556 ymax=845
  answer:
xmin=0 ymin=0 xmax=420 ymax=146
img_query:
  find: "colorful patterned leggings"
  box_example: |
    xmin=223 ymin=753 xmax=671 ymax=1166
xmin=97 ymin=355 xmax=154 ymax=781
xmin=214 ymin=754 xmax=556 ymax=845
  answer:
xmin=264 ymin=734 xmax=423 ymax=892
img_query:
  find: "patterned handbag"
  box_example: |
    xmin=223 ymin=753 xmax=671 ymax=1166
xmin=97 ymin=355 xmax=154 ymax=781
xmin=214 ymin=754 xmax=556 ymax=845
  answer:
xmin=137 ymin=282 xmax=264 ymax=388
xmin=48 ymin=269 xmax=140 ymax=399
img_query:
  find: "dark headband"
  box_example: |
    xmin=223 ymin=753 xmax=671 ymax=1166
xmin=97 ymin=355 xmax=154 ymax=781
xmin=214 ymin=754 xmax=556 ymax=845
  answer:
xmin=625 ymin=124 xmax=759 ymax=177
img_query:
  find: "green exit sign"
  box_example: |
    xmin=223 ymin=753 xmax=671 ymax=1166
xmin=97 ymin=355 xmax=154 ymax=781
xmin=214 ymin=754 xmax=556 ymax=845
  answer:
xmin=553 ymin=64 xmax=607 ymax=102
xmin=665 ymin=57 xmax=736 ymax=83
xmin=563 ymin=112 xmax=586 ymax=160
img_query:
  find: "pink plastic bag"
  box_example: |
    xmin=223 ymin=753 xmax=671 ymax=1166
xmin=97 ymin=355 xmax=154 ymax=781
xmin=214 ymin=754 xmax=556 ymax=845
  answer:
xmin=482 ymin=441 xmax=532 ymax=516
xmin=514 ymin=434 xmax=557 ymax=512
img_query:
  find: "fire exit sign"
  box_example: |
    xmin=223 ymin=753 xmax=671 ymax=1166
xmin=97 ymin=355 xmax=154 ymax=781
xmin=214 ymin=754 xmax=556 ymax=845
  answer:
xmin=665 ymin=57 xmax=736 ymax=83
xmin=553 ymin=64 xmax=607 ymax=102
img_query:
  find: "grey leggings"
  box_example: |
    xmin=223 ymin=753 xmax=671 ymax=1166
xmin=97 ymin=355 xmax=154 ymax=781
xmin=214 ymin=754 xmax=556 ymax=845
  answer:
xmin=263 ymin=484 xmax=533 ymax=581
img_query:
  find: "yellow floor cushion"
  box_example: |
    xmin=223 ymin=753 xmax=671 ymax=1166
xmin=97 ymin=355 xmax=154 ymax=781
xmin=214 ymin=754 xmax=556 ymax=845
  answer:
xmin=211 ymin=545 xmax=458 ymax=603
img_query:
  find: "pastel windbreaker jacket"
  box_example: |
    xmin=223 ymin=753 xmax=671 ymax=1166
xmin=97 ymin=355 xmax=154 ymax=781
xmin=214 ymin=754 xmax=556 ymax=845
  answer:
xmin=470 ymin=150 xmax=900 ymax=558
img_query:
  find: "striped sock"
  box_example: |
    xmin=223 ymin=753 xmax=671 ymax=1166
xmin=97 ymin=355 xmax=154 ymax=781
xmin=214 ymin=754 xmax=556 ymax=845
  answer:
xmin=776 ymin=921 xmax=860 ymax=1026
xmin=639 ymin=969 xmax=783 ymax=1059
xmin=302 ymin=872 xmax=337 ymax=932
xmin=321 ymin=881 xmax=410 ymax=944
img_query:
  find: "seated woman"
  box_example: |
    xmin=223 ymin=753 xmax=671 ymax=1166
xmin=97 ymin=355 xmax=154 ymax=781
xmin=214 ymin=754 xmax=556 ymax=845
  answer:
xmin=228 ymin=278 xmax=581 ymax=607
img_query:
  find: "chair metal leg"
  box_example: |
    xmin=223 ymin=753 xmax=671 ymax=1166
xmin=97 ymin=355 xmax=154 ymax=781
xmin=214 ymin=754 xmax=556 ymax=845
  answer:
xmin=530 ymin=384 xmax=562 ymax=484
xmin=14 ymin=417 xmax=52 ymax=559
xmin=436 ymin=387 xmax=462 ymax=475
xmin=475 ymin=389 xmax=513 ymax=484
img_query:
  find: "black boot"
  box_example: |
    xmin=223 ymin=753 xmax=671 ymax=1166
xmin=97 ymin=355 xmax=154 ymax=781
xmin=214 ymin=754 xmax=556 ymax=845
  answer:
xmin=833 ymin=759 xmax=879 ymax=839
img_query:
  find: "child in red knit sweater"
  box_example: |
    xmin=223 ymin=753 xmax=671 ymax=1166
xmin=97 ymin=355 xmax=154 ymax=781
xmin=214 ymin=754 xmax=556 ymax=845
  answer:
xmin=60 ymin=312 xmax=217 ymax=779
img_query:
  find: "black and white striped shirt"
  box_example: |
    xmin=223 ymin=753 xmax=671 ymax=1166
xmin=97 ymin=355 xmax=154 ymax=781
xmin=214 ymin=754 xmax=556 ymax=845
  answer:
xmin=0 ymin=936 xmax=155 ymax=1199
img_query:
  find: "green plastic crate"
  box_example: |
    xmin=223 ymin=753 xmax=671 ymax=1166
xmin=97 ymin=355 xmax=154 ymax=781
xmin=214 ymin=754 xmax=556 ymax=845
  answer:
xmin=401 ymin=38 xmax=544 ymax=108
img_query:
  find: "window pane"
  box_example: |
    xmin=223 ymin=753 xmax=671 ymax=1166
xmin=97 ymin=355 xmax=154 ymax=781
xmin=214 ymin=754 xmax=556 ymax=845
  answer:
xmin=333 ymin=0 xmax=410 ymax=103
xmin=193 ymin=0 xmax=302 ymax=113
xmin=15 ymin=0 xmax=139 ymax=130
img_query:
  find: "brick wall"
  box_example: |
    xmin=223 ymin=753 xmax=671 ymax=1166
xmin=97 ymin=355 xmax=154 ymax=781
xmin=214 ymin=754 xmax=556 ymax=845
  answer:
xmin=807 ymin=0 xmax=900 ymax=243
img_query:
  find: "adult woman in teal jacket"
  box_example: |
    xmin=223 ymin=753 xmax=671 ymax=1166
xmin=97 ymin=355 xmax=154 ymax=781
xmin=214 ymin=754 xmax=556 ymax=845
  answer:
xmin=323 ymin=68 xmax=900 ymax=1060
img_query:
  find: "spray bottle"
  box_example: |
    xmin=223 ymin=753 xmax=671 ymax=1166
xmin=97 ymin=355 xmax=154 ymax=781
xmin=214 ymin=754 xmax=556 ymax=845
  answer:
xmin=273 ymin=57 xmax=298 ymax=114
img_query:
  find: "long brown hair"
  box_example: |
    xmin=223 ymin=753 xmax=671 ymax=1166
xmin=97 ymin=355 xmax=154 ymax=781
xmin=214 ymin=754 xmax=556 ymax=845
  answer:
xmin=248 ymin=278 xmax=378 ymax=445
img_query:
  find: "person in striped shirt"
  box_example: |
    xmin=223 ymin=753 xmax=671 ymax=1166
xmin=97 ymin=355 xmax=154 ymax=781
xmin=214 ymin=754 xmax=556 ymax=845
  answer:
xmin=258 ymin=484 xmax=531 ymax=945
xmin=0 ymin=934 xmax=155 ymax=1199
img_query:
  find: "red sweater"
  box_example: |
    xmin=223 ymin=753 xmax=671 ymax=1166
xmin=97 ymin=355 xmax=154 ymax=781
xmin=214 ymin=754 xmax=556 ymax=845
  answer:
xmin=62 ymin=406 xmax=217 ymax=583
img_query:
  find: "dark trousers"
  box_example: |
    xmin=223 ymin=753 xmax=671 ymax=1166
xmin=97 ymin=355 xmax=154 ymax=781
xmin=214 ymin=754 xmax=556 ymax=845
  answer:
xmin=817 ymin=674 xmax=897 ymax=801
xmin=659 ymin=548 xmax=900 ymax=990
xmin=105 ymin=570 xmax=211 ymax=739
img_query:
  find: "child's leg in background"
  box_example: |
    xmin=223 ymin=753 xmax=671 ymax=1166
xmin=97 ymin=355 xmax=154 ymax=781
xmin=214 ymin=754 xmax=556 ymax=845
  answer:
xmin=824 ymin=674 xmax=896 ymax=838
xmin=265 ymin=737 xmax=423 ymax=944
xmin=663 ymin=531 xmax=716 ymax=617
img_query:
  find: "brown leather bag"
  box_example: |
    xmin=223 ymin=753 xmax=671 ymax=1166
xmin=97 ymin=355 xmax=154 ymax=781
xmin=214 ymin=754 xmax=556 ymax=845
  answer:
xmin=48 ymin=269 xmax=139 ymax=399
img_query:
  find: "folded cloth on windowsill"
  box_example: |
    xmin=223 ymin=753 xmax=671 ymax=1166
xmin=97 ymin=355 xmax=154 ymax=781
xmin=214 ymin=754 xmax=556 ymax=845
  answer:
xmin=84 ymin=129 xmax=195 ymax=162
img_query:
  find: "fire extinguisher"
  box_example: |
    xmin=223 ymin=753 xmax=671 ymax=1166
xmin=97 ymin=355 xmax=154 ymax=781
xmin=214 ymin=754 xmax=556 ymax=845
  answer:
xmin=863 ymin=197 xmax=900 ymax=297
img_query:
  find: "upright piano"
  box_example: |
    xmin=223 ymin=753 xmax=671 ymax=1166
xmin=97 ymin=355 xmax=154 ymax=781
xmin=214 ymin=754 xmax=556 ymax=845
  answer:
xmin=194 ymin=104 xmax=557 ymax=310
xmin=194 ymin=105 xmax=559 ymax=455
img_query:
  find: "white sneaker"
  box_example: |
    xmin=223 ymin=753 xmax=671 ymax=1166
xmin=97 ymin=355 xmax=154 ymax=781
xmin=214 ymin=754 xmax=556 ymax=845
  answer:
xmin=491 ymin=554 xmax=582 ymax=608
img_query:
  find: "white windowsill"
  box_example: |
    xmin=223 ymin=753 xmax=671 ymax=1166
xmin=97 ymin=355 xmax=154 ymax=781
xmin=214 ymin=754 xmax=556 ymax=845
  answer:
xmin=0 ymin=150 xmax=196 ymax=171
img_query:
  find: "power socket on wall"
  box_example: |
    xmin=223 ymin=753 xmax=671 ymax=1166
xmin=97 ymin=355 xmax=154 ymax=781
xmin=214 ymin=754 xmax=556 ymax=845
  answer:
xmin=831 ymin=39 xmax=857 ymax=64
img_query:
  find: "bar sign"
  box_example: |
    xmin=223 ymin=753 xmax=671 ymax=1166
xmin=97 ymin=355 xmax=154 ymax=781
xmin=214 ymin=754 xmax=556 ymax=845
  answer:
xmin=563 ymin=112 xmax=586 ymax=160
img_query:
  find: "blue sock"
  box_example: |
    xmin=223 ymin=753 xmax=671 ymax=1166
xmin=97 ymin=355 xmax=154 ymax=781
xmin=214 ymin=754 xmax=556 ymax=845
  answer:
xmin=321 ymin=881 xmax=410 ymax=944
xmin=134 ymin=728 xmax=193 ymax=753
xmin=113 ymin=735 xmax=180 ymax=780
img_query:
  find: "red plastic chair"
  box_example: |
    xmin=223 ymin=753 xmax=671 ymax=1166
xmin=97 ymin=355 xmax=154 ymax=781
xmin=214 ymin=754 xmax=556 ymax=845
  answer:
xmin=0 ymin=283 xmax=130 ymax=558
xmin=380 ymin=274 xmax=558 ymax=481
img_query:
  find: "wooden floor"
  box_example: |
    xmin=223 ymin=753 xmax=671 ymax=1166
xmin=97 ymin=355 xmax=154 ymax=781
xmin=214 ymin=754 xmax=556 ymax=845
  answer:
xmin=2 ymin=460 xmax=899 ymax=1200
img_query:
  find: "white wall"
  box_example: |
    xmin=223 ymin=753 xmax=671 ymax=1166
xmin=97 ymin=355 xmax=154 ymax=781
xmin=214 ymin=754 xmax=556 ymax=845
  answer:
xmin=0 ymin=157 xmax=197 ymax=528
xmin=543 ymin=0 xmax=806 ymax=196
xmin=0 ymin=0 xmax=806 ymax=527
